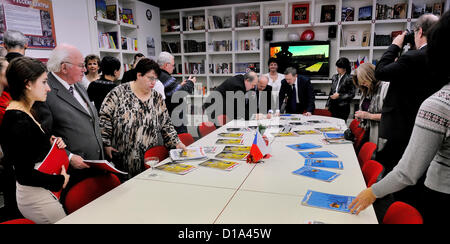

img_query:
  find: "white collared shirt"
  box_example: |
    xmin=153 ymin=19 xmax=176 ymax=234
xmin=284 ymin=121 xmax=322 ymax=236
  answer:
xmin=52 ymin=72 xmax=92 ymax=116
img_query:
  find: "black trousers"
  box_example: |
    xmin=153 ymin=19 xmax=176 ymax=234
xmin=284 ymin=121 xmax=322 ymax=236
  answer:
xmin=329 ymin=103 xmax=350 ymax=122
xmin=419 ymin=186 xmax=450 ymax=224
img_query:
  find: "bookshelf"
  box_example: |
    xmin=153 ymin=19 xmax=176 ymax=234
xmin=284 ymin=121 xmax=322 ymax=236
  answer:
xmin=160 ymin=0 xmax=448 ymax=115
xmin=89 ymin=0 xmax=140 ymax=78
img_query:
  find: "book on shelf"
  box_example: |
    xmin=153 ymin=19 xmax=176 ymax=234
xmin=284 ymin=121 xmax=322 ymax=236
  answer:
xmin=95 ymin=0 xmax=107 ymax=19
xmin=393 ymin=3 xmax=407 ymax=19
xmin=35 ymin=140 xmax=69 ymax=200
xmin=341 ymin=7 xmax=354 ymax=21
xmin=161 ymin=18 xmax=181 ymax=33
xmin=235 ymin=62 xmax=260 ymax=74
xmin=106 ymin=4 xmax=117 ymax=21
xmin=412 ymin=3 xmax=427 ymax=18
xmin=83 ymin=160 xmax=127 ymax=174
xmin=301 ymin=190 xmax=355 ymax=213
xmin=121 ymin=36 xmax=138 ymax=51
xmin=376 ymin=4 xmax=394 ymax=20
xmin=209 ymin=40 xmax=232 ymax=52
xmin=433 ymin=2 xmax=444 ymax=16
xmin=199 ymin=159 xmax=240 ymax=171
xmin=184 ymin=61 xmax=205 ymax=75
xmin=268 ymin=11 xmax=282 ymax=25
xmin=162 ymin=41 xmax=181 ymax=53
xmin=193 ymin=16 xmax=205 ymax=30
xmin=391 ymin=30 xmax=403 ymax=41
xmin=208 ymin=16 xmax=224 ymax=29
xmin=292 ymin=166 xmax=340 ymax=182
xmin=248 ymin=11 xmax=260 ymax=27
xmin=169 ymin=147 xmax=207 ymax=161
xmin=120 ymin=8 xmax=134 ymax=25
xmin=342 ymin=30 xmax=361 ymax=47
xmin=237 ymin=38 xmax=260 ymax=51
xmin=223 ymin=16 xmax=232 ymax=28
xmin=358 ymin=6 xmax=372 ymax=21
xmin=374 ymin=34 xmax=391 ymax=46
xmin=361 ymin=30 xmax=370 ymax=47
xmin=320 ymin=5 xmax=336 ymax=23
xmin=236 ymin=12 xmax=248 ymax=27
xmin=184 ymin=40 xmax=206 ymax=53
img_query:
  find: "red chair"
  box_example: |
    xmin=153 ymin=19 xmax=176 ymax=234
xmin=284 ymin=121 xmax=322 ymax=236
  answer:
xmin=0 ymin=218 xmax=35 ymax=224
xmin=349 ymin=119 xmax=360 ymax=133
xmin=358 ymin=142 xmax=377 ymax=168
xmin=178 ymin=133 xmax=195 ymax=146
xmin=353 ymin=128 xmax=366 ymax=152
xmin=362 ymin=160 xmax=384 ymax=187
xmin=198 ymin=121 xmax=216 ymax=137
xmin=144 ymin=145 xmax=169 ymax=169
xmin=217 ymin=114 xmax=230 ymax=126
xmin=64 ymin=173 xmax=121 ymax=214
xmin=313 ymin=109 xmax=332 ymax=117
xmin=383 ymin=201 xmax=423 ymax=224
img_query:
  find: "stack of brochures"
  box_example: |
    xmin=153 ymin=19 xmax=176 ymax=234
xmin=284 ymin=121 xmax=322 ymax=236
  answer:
xmin=215 ymin=138 xmax=244 ymax=145
xmin=217 ymin=132 xmax=244 ymax=138
xmin=199 ymin=158 xmax=240 ymax=171
xmin=169 ymin=147 xmax=207 ymax=161
xmin=155 ymin=162 xmax=197 ymax=175
xmin=215 ymin=145 xmax=250 ymax=160
xmin=301 ymin=190 xmax=355 ymax=213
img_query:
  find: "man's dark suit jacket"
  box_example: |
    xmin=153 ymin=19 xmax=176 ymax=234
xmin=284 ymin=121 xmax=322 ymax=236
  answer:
xmin=205 ymin=74 xmax=248 ymax=120
xmin=375 ymin=44 xmax=442 ymax=170
xmin=278 ymin=75 xmax=315 ymax=114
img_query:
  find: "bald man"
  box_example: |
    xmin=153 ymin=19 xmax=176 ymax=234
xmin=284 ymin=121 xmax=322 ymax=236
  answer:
xmin=255 ymin=75 xmax=273 ymax=114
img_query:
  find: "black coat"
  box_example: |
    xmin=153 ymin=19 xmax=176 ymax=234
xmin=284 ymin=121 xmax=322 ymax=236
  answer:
xmin=326 ymin=73 xmax=356 ymax=108
xmin=278 ymin=75 xmax=315 ymax=114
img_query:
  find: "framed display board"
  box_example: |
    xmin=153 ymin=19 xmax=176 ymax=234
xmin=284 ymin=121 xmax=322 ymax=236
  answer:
xmin=0 ymin=0 xmax=56 ymax=49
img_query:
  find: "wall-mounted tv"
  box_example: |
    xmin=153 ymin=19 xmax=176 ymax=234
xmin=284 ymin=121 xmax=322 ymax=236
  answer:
xmin=269 ymin=40 xmax=330 ymax=78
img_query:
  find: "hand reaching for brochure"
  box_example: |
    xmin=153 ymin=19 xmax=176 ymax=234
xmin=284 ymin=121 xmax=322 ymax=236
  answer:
xmin=61 ymin=165 xmax=70 ymax=189
xmin=50 ymin=136 xmax=66 ymax=149
xmin=348 ymin=187 xmax=376 ymax=215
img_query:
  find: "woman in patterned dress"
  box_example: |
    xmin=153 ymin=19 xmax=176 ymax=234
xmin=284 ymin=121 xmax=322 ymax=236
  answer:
xmin=99 ymin=58 xmax=186 ymax=180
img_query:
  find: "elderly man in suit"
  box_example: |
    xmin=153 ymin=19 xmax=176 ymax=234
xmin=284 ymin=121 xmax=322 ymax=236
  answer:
xmin=33 ymin=44 xmax=104 ymax=192
xmin=278 ymin=67 xmax=315 ymax=115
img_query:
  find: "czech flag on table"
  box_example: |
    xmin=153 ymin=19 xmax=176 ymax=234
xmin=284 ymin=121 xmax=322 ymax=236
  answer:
xmin=247 ymin=131 xmax=271 ymax=163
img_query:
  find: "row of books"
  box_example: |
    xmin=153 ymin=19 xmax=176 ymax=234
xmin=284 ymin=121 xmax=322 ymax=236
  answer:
xmin=413 ymin=2 xmax=445 ymax=18
xmin=341 ymin=6 xmax=372 ymax=21
xmin=236 ymin=11 xmax=260 ymax=27
xmin=207 ymin=15 xmax=232 ymax=30
xmin=183 ymin=15 xmax=206 ymax=31
xmin=121 ymin=36 xmax=137 ymax=51
xmin=209 ymin=62 xmax=233 ymax=75
xmin=235 ymin=62 xmax=260 ymax=74
xmin=98 ymin=31 xmax=118 ymax=49
xmin=184 ymin=40 xmax=206 ymax=53
xmin=238 ymin=38 xmax=260 ymax=51
xmin=376 ymin=3 xmax=407 ymax=20
xmin=374 ymin=31 xmax=404 ymax=46
xmin=161 ymin=18 xmax=181 ymax=33
xmin=162 ymin=41 xmax=181 ymax=54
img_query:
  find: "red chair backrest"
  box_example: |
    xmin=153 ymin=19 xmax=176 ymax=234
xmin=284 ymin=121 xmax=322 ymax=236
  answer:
xmin=178 ymin=133 xmax=195 ymax=146
xmin=144 ymin=145 xmax=169 ymax=169
xmin=383 ymin=201 xmax=423 ymax=224
xmin=349 ymin=119 xmax=360 ymax=133
xmin=362 ymin=160 xmax=384 ymax=187
xmin=358 ymin=142 xmax=377 ymax=168
xmin=313 ymin=109 xmax=332 ymax=117
xmin=217 ymin=114 xmax=230 ymax=126
xmin=198 ymin=121 xmax=216 ymax=137
xmin=64 ymin=173 xmax=121 ymax=214
xmin=353 ymin=128 xmax=366 ymax=151
xmin=0 ymin=218 xmax=35 ymax=224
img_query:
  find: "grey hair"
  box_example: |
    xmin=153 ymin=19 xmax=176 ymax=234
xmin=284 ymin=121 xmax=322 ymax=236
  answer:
xmin=157 ymin=51 xmax=173 ymax=67
xmin=284 ymin=67 xmax=297 ymax=76
xmin=414 ymin=14 xmax=439 ymax=38
xmin=244 ymin=71 xmax=256 ymax=82
xmin=3 ymin=30 xmax=28 ymax=49
xmin=46 ymin=44 xmax=73 ymax=72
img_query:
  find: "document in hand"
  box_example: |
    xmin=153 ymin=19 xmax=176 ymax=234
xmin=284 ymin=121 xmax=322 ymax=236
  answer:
xmin=35 ymin=140 xmax=69 ymax=199
xmin=301 ymin=190 xmax=355 ymax=213
xmin=83 ymin=160 xmax=128 ymax=174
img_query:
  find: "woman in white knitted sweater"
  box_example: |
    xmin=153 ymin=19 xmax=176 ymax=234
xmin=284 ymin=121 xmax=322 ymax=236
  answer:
xmin=349 ymin=10 xmax=450 ymax=223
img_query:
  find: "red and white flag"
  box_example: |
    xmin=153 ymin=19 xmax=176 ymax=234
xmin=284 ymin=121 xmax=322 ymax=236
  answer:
xmin=248 ymin=131 xmax=271 ymax=163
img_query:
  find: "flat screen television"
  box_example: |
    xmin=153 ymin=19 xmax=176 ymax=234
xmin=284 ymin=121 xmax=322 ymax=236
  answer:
xmin=269 ymin=40 xmax=330 ymax=78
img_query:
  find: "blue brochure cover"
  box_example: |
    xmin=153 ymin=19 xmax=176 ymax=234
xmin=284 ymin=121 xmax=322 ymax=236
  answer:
xmin=304 ymin=159 xmax=344 ymax=169
xmin=292 ymin=167 xmax=340 ymax=182
xmin=323 ymin=133 xmax=345 ymax=139
xmin=287 ymin=143 xmax=322 ymax=151
xmin=301 ymin=190 xmax=355 ymax=213
xmin=299 ymin=151 xmax=338 ymax=158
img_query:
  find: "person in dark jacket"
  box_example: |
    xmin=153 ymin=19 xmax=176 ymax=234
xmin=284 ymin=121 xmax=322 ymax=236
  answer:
xmin=326 ymin=57 xmax=356 ymax=121
xmin=157 ymin=52 xmax=195 ymax=134
xmin=278 ymin=67 xmax=315 ymax=115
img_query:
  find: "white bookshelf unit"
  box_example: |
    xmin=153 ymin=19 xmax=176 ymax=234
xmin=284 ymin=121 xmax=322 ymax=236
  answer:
xmin=88 ymin=0 xmax=141 ymax=78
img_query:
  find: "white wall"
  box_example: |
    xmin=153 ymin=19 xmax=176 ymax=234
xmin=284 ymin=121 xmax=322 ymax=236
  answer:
xmin=26 ymin=0 xmax=93 ymax=59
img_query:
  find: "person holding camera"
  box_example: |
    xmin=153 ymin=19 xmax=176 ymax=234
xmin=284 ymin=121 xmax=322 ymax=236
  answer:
xmin=374 ymin=14 xmax=440 ymax=208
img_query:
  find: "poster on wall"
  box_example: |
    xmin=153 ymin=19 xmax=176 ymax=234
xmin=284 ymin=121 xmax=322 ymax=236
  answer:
xmin=0 ymin=0 xmax=56 ymax=49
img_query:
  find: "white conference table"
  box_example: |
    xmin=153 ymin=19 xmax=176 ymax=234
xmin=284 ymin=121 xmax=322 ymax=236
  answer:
xmin=57 ymin=115 xmax=378 ymax=224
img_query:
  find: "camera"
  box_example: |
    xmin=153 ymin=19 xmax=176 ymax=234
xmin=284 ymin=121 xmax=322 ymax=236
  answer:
xmin=403 ymin=29 xmax=415 ymax=49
